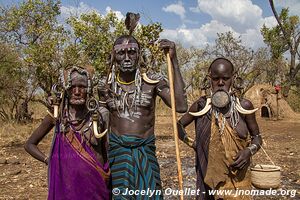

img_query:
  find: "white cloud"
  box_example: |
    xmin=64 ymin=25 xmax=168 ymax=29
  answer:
xmin=59 ymin=1 xmax=281 ymax=51
xmin=162 ymin=1 xmax=199 ymax=31
xmin=193 ymin=0 xmax=263 ymax=32
xmin=61 ymin=2 xmax=97 ymax=19
xmin=60 ymin=3 xmax=126 ymax=22
xmin=105 ymin=6 xmax=125 ymax=20
xmin=161 ymin=20 xmax=235 ymax=48
xmin=259 ymin=16 xmax=277 ymax=29
xmin=162 ymin=1 xmax=186 ymax=20
xmin=163 ymin=0 xmax=279 ymax=50
xmin=274 ymin=0 xmax=300 ymax=17
xmin=240 ymin=29 xmax=264 ymax=49
xmin=238 ymin=16 xmax=277 ymax=49
xmin=189 ymin=6 xmax=200 ymax=13
xmin=199 ymin=20 xmax=236 ymax=40
xmin=160 ymin=28 xmax=207 ymax=47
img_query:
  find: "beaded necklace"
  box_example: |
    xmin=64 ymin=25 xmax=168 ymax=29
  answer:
xmin=116 ymin=72 xmax=135 ymax=85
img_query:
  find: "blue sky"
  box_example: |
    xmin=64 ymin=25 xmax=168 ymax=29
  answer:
xmin=59 ymin=0 xmax=274 ymax=29
xmin=2 ymin=0 xmax=300 ymax=49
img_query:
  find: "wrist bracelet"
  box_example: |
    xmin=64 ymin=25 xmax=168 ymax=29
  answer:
xmin=250 ymin=133 xmax=261 ymax=139
xmin=44 ymin=156 xmax=48 ymax=164
xmin=247 ymin=144 xmax=258 ymax=155
xmin=183 ymin=135 xmax=194 ymax=148
xmin=46 ymin=110 xmax=55 ymax=119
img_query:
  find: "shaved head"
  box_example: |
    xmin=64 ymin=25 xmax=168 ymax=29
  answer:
xmin=209 ymin=58 xmax=234 ymax=92
xmin=209 ymin=58 xmax=234 ymax=75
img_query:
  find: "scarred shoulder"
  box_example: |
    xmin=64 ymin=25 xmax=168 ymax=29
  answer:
xmin=142 ymin=71 xmax=168 ymax=86
xmin=143 ymin=71 xmax=169 ymax=94
xmin=144 ymin=71 xmax=167 ymax=83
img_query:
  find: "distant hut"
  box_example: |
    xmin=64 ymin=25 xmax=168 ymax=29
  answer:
xmin=244 ymin=84 xmax=295 ymax=119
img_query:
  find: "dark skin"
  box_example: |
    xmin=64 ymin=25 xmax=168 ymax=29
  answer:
xmin=102 ymin=38 xmax=187 ymax=139
xmin=25 ymin=71 xmax=107 ymax=165
xmin=178 ymin=58 xmax=262 ymax=170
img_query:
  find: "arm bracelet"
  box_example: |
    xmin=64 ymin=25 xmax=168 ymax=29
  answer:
xmin=44 ymin=156 xmax=49 ymax=165
xmin=250 ymin=133 xmax=261 ymax=139
xmin=183 ymin=134 xmax=195 ymax=149
xmin=247 ymin=144 xmax=258 ymax=155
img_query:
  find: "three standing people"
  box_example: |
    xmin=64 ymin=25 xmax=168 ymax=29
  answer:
xmin=25 ymin=13 xmax=261 ymax=200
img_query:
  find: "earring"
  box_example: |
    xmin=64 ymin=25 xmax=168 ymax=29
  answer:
xmin=201 ymin=75 xmax=212 ymax=97
xmin=201 ymin=75 xmax=211 ymax=90
xmin=233 ymin=76 xmax=244 ymax=90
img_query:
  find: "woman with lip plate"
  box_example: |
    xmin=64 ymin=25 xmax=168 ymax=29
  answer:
xmin=177 ymin=58 xmax=262 ymax=200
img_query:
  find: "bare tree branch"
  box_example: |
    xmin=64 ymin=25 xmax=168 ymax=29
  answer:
xmin=269 ymin=0 xmax=291 ymax=48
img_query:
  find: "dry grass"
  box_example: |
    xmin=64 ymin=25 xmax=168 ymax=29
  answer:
xmin=1 ymin=94 xmax=299 ymax=200
xmin=0 ymin=122 xmax=34 ymax=145
xmin=287 ymin=89 xmax=300 ymax=112
xmin=0 ymin=102 xmax=49 ymax=147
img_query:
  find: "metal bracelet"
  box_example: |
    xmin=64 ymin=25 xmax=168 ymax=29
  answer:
xmin=247 ymin=144 xmax=258 ymax=155
xmin=44 ymin=157 xmax=48 ymax=165
xmin=183 ymin=135 xmax=194 ymax=148
xmin=183 ymin=134 xmax=188 ymax=143
xmin=250 ymin=133 xmax=261 ymax=139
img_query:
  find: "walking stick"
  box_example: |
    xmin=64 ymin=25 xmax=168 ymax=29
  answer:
xmin=166 ymin=52 xmax=184 ymax=200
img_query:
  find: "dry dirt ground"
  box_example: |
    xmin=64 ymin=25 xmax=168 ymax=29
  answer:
xmin=0 ymin=112 xmax=299 ymax=199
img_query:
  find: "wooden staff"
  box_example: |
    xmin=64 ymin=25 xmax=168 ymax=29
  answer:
xmin=166 ymin=52 xmax=184 ymax=200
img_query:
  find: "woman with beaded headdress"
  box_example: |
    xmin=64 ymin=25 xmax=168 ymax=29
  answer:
xmin=177 ymin=58 xmax=262 ymax=200
xmin=25 ymin=65 xmax=111 ymax=199
xmin=98 ymin=13 xmax=187 ymax=199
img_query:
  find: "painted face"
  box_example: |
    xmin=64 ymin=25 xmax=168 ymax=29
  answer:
xmin=68 ymin=71 xmax=88 ymax=105
xmin=114 ymin=39 xmax=139 ymax=73
xmin=209 ymin=60 xmax=234 ymax=93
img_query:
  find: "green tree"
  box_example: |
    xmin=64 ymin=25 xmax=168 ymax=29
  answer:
xmin=175 ymin=44 xmax=206 ymax=97
xmin=261 ymin=0 xmax=300 ymax=97
xmin=67 ymin=11 xmax=163 ymax=74
xmin=207 ymin=31 xmax=267 ymax=94
xmin=0 ymin=1 xmax=164 ymax=121
xmin=0 ymin=42 xmax=30 ymax=121
xmin=0 ymin=0 xmax=67 ymax=102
